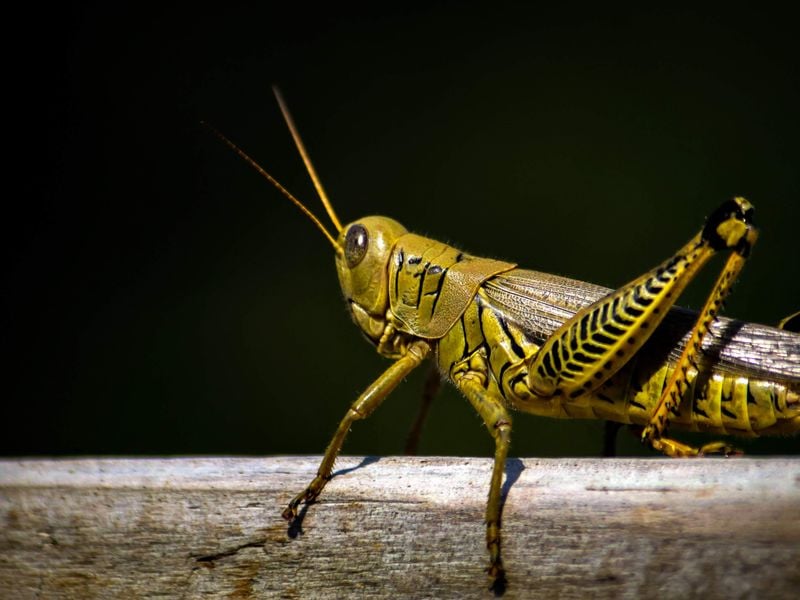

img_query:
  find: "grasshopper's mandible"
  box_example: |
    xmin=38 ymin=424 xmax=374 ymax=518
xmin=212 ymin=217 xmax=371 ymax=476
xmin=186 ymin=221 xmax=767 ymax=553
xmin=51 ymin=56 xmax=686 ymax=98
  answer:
xmin=207 ymin=88 xmax=800 ymax=590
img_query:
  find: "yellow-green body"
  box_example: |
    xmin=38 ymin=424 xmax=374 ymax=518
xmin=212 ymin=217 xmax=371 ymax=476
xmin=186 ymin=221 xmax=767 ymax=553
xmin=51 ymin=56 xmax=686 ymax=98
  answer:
xmin=369 ymin=226 xmax=799 ymax=439
xmin=319 ymin=202 xmax=798 ymax=587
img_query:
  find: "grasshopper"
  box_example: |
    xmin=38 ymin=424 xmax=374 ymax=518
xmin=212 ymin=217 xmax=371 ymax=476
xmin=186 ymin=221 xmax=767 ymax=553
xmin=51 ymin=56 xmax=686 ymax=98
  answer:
xmin=207 ymin=88 xmax=800 ymax=590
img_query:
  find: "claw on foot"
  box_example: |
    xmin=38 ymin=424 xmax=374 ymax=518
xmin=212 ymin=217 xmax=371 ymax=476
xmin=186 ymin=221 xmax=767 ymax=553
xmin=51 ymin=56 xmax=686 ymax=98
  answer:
xmin=698 ymin=441 xmax=742 ymax=457
xmin=649 ymin=436 xmax=743 ymax=458
xmin=283 ymin=488 xmax=315 ymax=521
xmin=488 ymin=563 xmax=507 ymax=595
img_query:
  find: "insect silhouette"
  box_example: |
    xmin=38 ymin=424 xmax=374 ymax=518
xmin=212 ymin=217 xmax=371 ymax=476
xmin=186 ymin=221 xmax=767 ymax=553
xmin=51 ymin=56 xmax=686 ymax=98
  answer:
xmin=206 ymin=88 xmax=800 ymax=590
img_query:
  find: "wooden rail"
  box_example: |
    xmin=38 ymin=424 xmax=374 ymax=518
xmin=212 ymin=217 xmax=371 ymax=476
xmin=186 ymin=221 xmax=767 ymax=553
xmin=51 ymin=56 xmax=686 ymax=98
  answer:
xmin=1 ymin=456 xmax=798 ymax=599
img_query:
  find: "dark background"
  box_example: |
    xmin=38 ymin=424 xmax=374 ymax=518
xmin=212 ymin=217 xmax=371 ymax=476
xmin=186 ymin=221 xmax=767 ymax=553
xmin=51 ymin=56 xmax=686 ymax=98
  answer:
xmin=4 ymin=4 xmax=798 ymax=458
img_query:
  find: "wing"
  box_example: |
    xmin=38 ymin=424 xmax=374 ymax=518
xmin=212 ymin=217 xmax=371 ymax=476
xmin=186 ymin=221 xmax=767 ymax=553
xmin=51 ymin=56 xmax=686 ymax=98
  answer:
xmin=483 ymin=268 xmax=800 ymax=383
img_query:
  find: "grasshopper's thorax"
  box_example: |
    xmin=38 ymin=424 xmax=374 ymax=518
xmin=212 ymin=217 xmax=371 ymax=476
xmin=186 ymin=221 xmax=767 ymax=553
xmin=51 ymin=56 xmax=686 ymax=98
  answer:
xmin=336 ymin=217 xmax=517 ymax=358
xmin=385 ymin=236 xmax=516 ymax=340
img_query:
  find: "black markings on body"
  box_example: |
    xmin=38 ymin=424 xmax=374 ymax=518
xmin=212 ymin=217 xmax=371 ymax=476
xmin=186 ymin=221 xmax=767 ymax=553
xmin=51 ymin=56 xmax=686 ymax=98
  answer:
xmin=603 ymin=322 xmax=626 ymax=337
xmin=509 ymin=372 xmax=527 ymax=398
xmin=590 ymin=308 xmax=599 ymax=335
xmin=394 ymin=249 xmax=404 ymax=300
xmin=594 ymin=332 xmax=615 ymax=346
xmin=497 ymin=313 xmax=525 ymax=360
xmin=459 ymin=315 xmax=469 ymax=358
xmin=579 ymin=315 xmax=589 ymax=339
xmin=498 ymin=359 xmax=513 ymax=390
xmin=633 ymin=286 xmax=654 ymax=307
xmin=477 ymin=300 xmax=491 ymax=362
xmin=745 ymin=386 xmax=756 ymax=405
xmin=583 ymin=342 xmax=605 ymax=356
xmin=551 ymin=339 xmax=563 ymax=372
xmin=564 ymin=361 xmax=584 ymax=375
xmin=624 ymin=304 xmax=644 ymax=318
xmin=655 ymin=269 xmax=672 ymax=284
xmin=645 ymin=279 xmax=664 ymax=295
xmin=428 ymin=267 xmax=448 ymax=314
xmin=569 ymin=332 xmax=579 ymax=352
xmin=542 ymin=353 xmax=556 ymax=378
xmin=613 ymin=308 xmax=635 ymax=325
xmin=415 ymin=262 xmax=430 ymax=307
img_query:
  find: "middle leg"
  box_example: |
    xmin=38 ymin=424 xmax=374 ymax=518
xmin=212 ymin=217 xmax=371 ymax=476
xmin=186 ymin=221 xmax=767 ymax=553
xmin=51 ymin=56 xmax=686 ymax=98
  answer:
xmin=453 ymin=360 xmax=513 ymax=589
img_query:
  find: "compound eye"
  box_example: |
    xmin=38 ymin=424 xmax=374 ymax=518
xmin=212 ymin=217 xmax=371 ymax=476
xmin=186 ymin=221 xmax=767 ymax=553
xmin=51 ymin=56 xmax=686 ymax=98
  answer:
xmin=344 ymin=224 xmax=368 ymax=268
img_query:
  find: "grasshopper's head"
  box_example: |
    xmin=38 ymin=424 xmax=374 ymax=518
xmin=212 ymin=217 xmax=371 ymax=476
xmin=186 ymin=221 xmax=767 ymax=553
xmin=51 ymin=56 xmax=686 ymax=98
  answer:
xmin=335 ymin=216 xmax=407 ymax=340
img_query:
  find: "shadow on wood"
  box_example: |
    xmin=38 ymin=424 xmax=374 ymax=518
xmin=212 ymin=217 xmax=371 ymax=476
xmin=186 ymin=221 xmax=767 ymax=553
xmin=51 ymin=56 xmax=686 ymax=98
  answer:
xmin=1 ymin=456 xmax=798 ymax=598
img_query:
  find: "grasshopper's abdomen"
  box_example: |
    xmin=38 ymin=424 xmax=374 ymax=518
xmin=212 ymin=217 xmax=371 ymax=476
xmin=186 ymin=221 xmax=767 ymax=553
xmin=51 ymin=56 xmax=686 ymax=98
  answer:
xmin=591 ymin=359 xmax=800 ymax=437
xmin=436 ymin=284 xmax=800 ymax=438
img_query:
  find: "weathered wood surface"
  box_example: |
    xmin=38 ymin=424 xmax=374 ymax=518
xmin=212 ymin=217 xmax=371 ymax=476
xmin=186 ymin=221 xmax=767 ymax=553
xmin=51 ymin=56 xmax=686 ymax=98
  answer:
xmin=1 ymin=456 xmax=798 ymax=599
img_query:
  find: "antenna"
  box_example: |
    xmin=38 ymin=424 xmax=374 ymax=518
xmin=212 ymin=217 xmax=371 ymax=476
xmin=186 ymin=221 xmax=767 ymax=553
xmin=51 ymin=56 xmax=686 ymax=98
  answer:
xmin=272 ymin=86 xmax=343 ymax=233
xmin=203 ymin=121 xmax=341 ymax=254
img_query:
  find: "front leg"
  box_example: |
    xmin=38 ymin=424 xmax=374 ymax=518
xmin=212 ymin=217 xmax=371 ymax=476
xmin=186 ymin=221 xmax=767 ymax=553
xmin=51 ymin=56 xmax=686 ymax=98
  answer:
xmin=282 ymin=339 xmax=430 ymax=520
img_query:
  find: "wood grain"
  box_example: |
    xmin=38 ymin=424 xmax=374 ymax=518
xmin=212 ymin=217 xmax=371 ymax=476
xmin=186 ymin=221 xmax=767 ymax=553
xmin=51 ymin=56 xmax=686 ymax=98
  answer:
xmin=1 ymin=456 xmax=798 ymax=599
